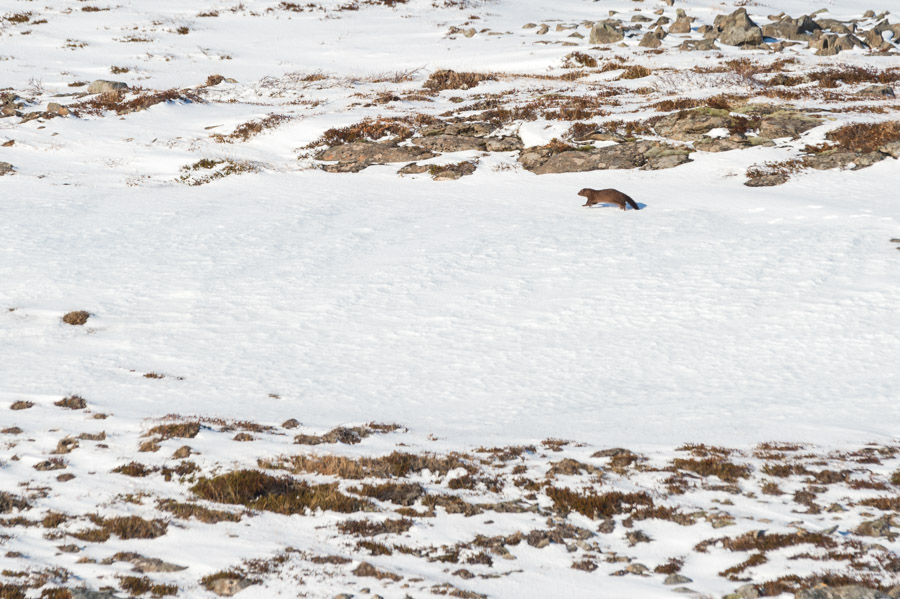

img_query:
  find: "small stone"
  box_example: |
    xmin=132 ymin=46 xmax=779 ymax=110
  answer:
xmin=172 ymin=445 xmax=192 ymax=459
xmin=207 ymin=576 xmax=253 ymax=597
xmin=0 ymin=162 xmax=14 ymax=176
xmin=536 ymin=24 xmax=549 ymax=35
xmin=87 ymin=80 xmax=129 ymax=94
xmin=625 ymin=563 xmax=649 ymax=575
xmin=281 ymin=418 xmax=300 ymax=429
xmin=665 ymin=574 xmax=693 ymax=585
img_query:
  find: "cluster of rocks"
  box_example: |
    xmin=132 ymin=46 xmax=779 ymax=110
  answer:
xmin=589 ymin=7 xmax=898 ymax=55
xmin=316 ymin=121 xmax=521 ymax=176
xmin=518 ymin=140 xmax=692 ymax=174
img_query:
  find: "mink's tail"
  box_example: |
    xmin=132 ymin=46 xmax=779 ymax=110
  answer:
xmin=625 ymin=197 xmax=640 ymax=210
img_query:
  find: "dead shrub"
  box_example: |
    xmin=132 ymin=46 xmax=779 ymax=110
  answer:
xmin=0 ymin=492 xmax=30 ymax=514
xmin=145 ymin=421 xmax=200 ymax=439
xmin=158 ymin=500 xmax=242 ymax=523
xmin=619 ymin=65 xmax=651 ymax=80
xmin=337 ymin=518 xmax=413 ymax=536
xmin=563 ymin=51 xmax=597 ymax=68
xmin=825 ymin=120 xmax=900 ymax=154
xmin=264 ymin=451 xmax=474 ymax=480
xmin=72 ymin=89 xmax=200 ymax=116
xmin=213 ymin=114 xmax=292 ymax=143
xmin=720 ymin=553 xmax=767 ymax=579
xmin=695 ymin=530 xmax=836 ymax=553
xmin=670 ymin=457 xmax=750 ymax=482
xmin=119 ymin=576 xmax=177 ymax=597
xmin=62 ymin=311 xmax=90 ymax=325
xmin=294 ymin=422 xmax=401 ymax=445
xmin=349 ymin=482 xmax=424 ymax=506
xmin=112 ymin=462 xmax=157 ymax=477
xmin=423 ymin=69 xmax=495 ymax=92
xmin=191 ymin=469 xmax=369 ymax=514
xmin=311 ymin=117 xmax=434 ymax=147
xmin=54 ymin=395 xmax=86 ymax=409
xmin=9 ymin=401 xmax=33 ymax=410
xmin=102 ymin=516 xmax=168 ymax=539
xmin=653 ymin=557 xmax=684 ymax=574
xmin=546 ymin=488 xmax=653 ymax=519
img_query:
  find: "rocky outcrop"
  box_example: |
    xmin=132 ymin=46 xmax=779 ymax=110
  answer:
xmin=317 ymin=141 xmax=435 ymax=173
xmin=712 ymin=8 xmax=764 ymax=46
xmin=761 ymin=15 xmax=821 ymax=40
xmin=653 ymin=108 xmax=733 ymax=141
xmin=809 ymin=33 xmax=866 ymax=56
xmin=518 ymin=141 xmax=691 ymax=174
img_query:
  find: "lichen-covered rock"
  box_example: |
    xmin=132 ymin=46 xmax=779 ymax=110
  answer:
xmin=653 ymin=108 xmax=733 ymax=141
xmin=518 ymin=141 xmax=691 ymax=174
xmin=317 ymin=141 xmax=436 ymax=173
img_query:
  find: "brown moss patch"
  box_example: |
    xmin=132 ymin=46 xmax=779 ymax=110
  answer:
xmin=824 ymin=120 xmax=900 ymax=154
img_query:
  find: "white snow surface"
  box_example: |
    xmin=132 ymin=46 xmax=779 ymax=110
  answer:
xmin=2 ymin=0 xmax=900 ymax=597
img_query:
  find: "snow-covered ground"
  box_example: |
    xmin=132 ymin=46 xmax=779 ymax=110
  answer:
xmin=2 ymin=0 xmax=900 ymax=597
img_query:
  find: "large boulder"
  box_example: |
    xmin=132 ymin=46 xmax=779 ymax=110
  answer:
xmin=809 ymin=33 xmax=866 ymax=55
xmin=678 ymin=39 xmax=717 ymax=51
xmin=713 ymin=8 xmax=764 ymax=46
xmin=86 ymin=79 xmax=129 ymax=94
xmin=668 ymin=15 xmax=693 ymax=34
xmin=814 ymin=19 xmax=855 ymax=35
xmin=590 ymin=20 xmax=624 ymax=44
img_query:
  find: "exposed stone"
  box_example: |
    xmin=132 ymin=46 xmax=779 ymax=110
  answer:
xmin=590 ymin=20 xmax=624 ymax=44
xmin=317 ymin=141 xmax=436 ymax=173
xmin=678 ymin=38 xmax=717 ymax=51
xmin=668 ymin=16 xmax=692 ymax=34
xmin=87 ymin=80 xmax=129 ymax=94
xmin=665 ymin=574 xmax=693 ymax=585
xmin=413 ymin=135 xmax=487 ymax=152
xmin=743 ymin=106 xmax=820 ymax=139
xmin=70 ymin=590 xmax=120 ymax=599
xmin=713 ymin=8 xmax=764 ymax=46
xmin=815 ymin=19 xmax=855 ymax=35
xmin=854 ymin=516 xmax=895 ymax=539
xmin=653 ymin=108 xmax=733 ymax=141
xmin=880 ymin=141 xmax=900 ymax=159
xmin=518 ymin=140 xmax=691 ymax=174
xmin=0 ymin=162 xmax=13 ymax=176
xmin=810 ymin=33 xmax=867 ymax=55
xmin=794 ymin=585 xmax=889 ymax=599
xmin=694 ymin=138 xmax=750 ymax=152
xmin=639 ymin=27 xmax=666 ymax=47
xmin=536 ymin=24 xmax=549 ymax=35
xmin=861 ymin=28 xmax=892 ymax=51
xmin=858 ymin=84 xmax=895 ymax=97
xmin=207 ymin=576 xmax=254 ymax=597
xmin=761 ymin=15 xmax=821 ymax=40
xmin=484 ymin=136 xmax=523 ymax=152
xmin=46 ymin=102 xmax=70 ymax=116
xmin=725 ymin=584 xmax=760 ymax=599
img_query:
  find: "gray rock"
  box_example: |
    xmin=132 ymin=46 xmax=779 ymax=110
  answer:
xmin=713 ymin=8 xmax=764 ymax=46
xmin=880 ymin=141 xmax=900 ymax=159
xmin=484 ymin=136 xmax=523 ymax=152
xmin=518 ymin=140 xmax=691 ymax=174
xmin=726 ymin=584 xmax=760 ymax=599
xmin=87 ymin=80 xmax=129 ymax=94
xmin=794 ymin=585 xmax=888 ymax=599
xmin=664 ymin=574 xmax=693 ymax=585
xmin=858 ymin=84 xmax=895 ymax=97
xmin=761 ymin=15 xmax=821 ymax=40
xmin=750 ymin=107 xmax=820 ymax=139
xmin=854 ymin=516 xmax=895 ymax=539
xmin=678 ymin=38 xmax=717 ymax=51
xmin=590 ymin=20 xmax=624 ymax=44
xmin=861 ymin=28 xmax=892 ymax=50
xmin=207 ymin=577 xmax=254 ymax=597
xmin=71 ymin=590 xmax=121 ymax=599
xmin=653 ymin=108 xmax=733 ymax=141
xmin=694 ymin=137 xmax=750 ymax=152
xmin=810 ymin=33 xmax=867 ymax=55
xmin=814 ymin=19 xmax=855 ymax=35
xmin=413 ymin=135 xmax=486 ymax=152
xmin=0 ymin=162 xmax=13 ymax=176
xmin=129 ymin=556 xmax=188 ymax=573
xmin=638 ymin=32 xmax=662 ymax=48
